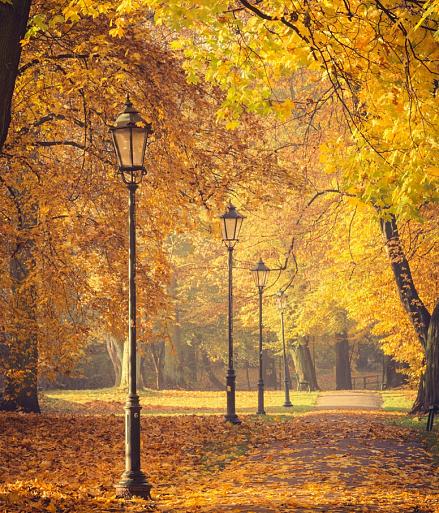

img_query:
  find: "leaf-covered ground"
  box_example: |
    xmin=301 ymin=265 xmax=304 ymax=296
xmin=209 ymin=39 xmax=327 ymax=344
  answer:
xmin=0 ymin=411 xmax=437 ymax=512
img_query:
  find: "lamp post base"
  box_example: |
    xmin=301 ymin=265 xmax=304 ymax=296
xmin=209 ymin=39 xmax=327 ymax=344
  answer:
xmin=115 ymin=471 xmax=152 ymax=500
xmin=257 ymin=380 xmax=265 ymax=416
xmin=283 ymin=401 xmax=293 ymax=408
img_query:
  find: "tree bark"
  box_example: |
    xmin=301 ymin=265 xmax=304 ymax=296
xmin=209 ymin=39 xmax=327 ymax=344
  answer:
xmin=149 ymin=342 xmax=164 ymax=390
xmin=0 ymin=1 xmax=37 ymax=413
xmin=106 ymin=336 xmax=123 ymax=387
xmin=291 ymin=337 xmax=319 ymax=391
xmin=118 ymin=339 xmax=144 ymax=389
xmin=0 ymin=0 xmax=32 ymax=151
xmin=200 ymin=351 xmax=223 ymax=390
xmin=335 ymin=332 xmax=352 ymax=390
xmin=383 ymin=355 xmax=407 ymax=388
xmin=380 ymin=216 xmax=431 ymax=347
xmin=163 ymin=286 xmax=185 ymax=387
xmin=245 ymin=361 xmax=251 ymax=391
xmin=423 ymin=302 xmax=439 ymax=409
xmin=1 ymin=234 xmax=40 ymax=412
xmin=380 ymin=215 xmax=435 ymax=412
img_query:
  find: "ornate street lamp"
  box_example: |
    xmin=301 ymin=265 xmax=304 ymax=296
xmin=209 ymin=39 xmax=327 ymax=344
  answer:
xmin=252 ymin=259 xmax=270 ymax=415
xmin=219 ymin=203 xmax=245 ymax=424
xmin=277 ymin=291 xmax=293 ymax=408
xmin=110 ymin=96 xmax=153 ymax=499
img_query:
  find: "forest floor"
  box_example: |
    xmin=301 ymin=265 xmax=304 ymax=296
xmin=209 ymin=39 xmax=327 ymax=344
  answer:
xmin=1 ymin=395 xmax=438 ymax=513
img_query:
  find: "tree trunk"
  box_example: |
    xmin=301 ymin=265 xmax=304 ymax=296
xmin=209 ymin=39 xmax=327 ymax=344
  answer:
xmin=0 ymin=0 xmax=33 ymax=151
xmin=380 ymin=216 xmax=431 ymax=347
xmin=291 ymin=338 xmax=319 ymax=391
xmin=118 ymin=339 xmax=144 ymax=390
xmin=380 ymin=215 xmax=433 ymax=412
xmin=149 ymin=342 xmax=164 ymax=390
xmin=383 ymin=355 xmax=407 ymax=389
xmin=163 ymin=288 xmax=185 ymax=387
xmin=200 ymin=351 xmax=223 ymax=390
xmin=0 ymin=2 xmax=38 ymax=413
xmin=263 ymin=350 xmax=277 ymax=389
xmin=1 ymin=235 xmax=40 ymax=412
xmin=106 ymin=336 xmax=123 ymax=387
xmin=335 ymin=332 xmax=352 ymax=390
xmin=423 ymin=301 xmax=439 ymax=410
xmin=245 ymin=361 xmax=251 ymax=390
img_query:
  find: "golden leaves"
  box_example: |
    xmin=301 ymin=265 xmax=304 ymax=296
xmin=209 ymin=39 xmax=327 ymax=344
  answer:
xmin=1 ymin=411 xmax=438 ymax=512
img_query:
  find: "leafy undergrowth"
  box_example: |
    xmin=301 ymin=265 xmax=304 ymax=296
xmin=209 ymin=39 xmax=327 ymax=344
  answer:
xmin=0 ymin=411 xmax=437 ymax=512
xmin=40 ymin=388 xmax=318 ymax=415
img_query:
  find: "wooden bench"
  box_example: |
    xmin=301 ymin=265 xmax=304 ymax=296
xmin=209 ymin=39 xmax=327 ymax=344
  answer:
xmin=426 ymin=404 xmax=438 ymax=432
xmin=297 ymin=381 xmax=311 ymax=392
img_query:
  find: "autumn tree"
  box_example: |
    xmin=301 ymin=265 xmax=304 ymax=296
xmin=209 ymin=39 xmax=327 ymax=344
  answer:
xmin=130 ymin=0 xmax=438 ymax=411
xmin=1 ymin=0 xmax=280 ymax=409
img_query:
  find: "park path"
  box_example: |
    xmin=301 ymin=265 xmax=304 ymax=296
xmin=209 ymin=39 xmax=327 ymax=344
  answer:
xmin=163 ymin=411 xmax=438 ymax=512
xmin=316 ymin=390 xmax=382 ymax=410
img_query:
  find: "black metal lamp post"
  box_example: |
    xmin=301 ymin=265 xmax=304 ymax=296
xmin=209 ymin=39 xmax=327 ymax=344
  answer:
xmin=219 ymin=203 xmax=245 ymax=424
xmin=110 ymin=97 xmax=153 ymax=499
xmin=252 ymin=259 xmax=270 ymax=415
xmin=277 ymin=291 xmax=293 ymax=408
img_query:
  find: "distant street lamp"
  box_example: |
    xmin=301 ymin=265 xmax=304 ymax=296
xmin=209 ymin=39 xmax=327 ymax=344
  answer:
xmin=110 ymin=96 xmax=153 ymax=499
xmin=252 ymin=259 xmax=270 ymax=415
xmin=220 ymin=203 xmax=245 ymax=424
xmin=277 ymin=291 xmax=293 ymax=408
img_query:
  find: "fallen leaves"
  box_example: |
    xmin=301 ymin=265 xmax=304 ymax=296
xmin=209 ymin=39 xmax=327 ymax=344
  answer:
xmin=0 ymin=411 xmax=438 ymax=512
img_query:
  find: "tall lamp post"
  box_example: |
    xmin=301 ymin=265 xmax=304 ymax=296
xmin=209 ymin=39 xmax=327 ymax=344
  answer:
xmin=252 ymin=259 xmax=270 ymax=415
xmin=110 ymin=97 xmax=153 ymax=499
xmin=277 ymin=291 xmax=293 ymax=408
xmin=219 ymin=204 xmax=245 ymax=424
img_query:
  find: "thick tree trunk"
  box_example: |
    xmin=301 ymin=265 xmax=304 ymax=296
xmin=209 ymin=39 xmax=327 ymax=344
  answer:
xmin=118 ymin=339 xmax=144 ymax=390
xmin=1 ymin=236 xmax=40 ymax=412
xmin=383 ymin=355 xmax=407 ymax=388
xmin=0 ymin=0 xmax=32 ymax=151
xmin=264 ymin=350 xmax=278 ymax=389
xmin=163 ymin=287 xmax=185 ymax=387
xmin=335 ymin=332 xmax=352 ymax=390
xmin=0 ymin=176 xmax=40 ymax=413
xmin=423 ymin=302 xmax=439 ymax=410
xmin=106 ymin=336 xmax=123 ymax=387
xmin=200 ymin=351 xmax=223 ymax=390
xmin=0 ymin=1 xmax=37 ymax=413
xmin=380 ymin=215 xmax=433 ymax=413
xmin=1 ymin=334 xmax=39 ymax=412
xmin=291 ymin=337 xmax=319 ymax=391
xmin=380 ymin=216 xmax=431 ymax=346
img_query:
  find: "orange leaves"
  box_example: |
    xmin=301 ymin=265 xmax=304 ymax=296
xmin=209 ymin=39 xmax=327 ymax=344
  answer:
xmin=0 ymin=411 xmax=438 ymax=512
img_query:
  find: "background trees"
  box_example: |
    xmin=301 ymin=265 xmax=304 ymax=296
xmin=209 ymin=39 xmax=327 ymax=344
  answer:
xmin=0 ymin=0 xmax=437 ymax=411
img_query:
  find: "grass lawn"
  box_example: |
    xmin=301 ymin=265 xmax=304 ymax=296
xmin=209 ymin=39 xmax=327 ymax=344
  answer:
xmin=380 ymin=389 xmax=417 ymax=412
xmin=41 ymin=388 xmax=319 ymax=416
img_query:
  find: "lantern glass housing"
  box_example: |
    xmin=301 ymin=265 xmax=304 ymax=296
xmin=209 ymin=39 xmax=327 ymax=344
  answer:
xmin=219 ymin=204 xmax=245 ymax=248
xmin=111 ymin=98 xmax=153 ymax=172
xmin=277 ymin=291 xmax=287 ymax=311
xmin=252 ymin=259 xmax=270 ymax=289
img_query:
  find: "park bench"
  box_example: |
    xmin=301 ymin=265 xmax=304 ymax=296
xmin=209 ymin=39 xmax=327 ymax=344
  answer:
xmin=426 ymin=404 xmax=438 ymax=432
xmin=297 ymin=381 xmax=311 ymax=392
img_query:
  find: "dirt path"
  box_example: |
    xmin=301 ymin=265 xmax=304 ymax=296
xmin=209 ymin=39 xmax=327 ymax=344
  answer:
xmin=164 ymin=412 xmax=438 ymax=512
xmin=316 ymin=390 xmax=382 ymax=410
